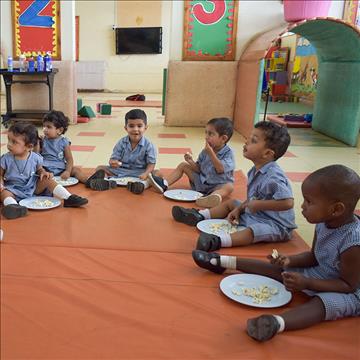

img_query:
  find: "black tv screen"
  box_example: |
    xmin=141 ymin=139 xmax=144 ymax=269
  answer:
xmin=116 ymin=27 xmax=162 ymax=54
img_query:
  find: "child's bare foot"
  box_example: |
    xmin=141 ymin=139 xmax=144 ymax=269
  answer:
xmin=247 ymin=315 xmax=280 ymax=342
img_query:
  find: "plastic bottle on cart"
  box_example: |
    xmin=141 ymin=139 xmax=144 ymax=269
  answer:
xmin=7 ymin=56 xmax=13 ymax=71
xmin=45 ymin=52 xmax=52 ymax=71
xmin=19 ymin=54 xmax=27 ymax=72
xmin=37 ymin=54 xmax=44 ymax=72
xmin=28 ymin=57 xmax=35 ymax=72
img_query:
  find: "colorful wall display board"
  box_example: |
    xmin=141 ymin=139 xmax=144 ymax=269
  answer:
xmin=291 ymin=36 xmax=318 ymax=100
xmin=12 ymin=0 xmax=61 ymax=59
xmin=183 ymin=0 xmax=238 ymax=61
xmin=343 ymin=0 xmax=360 ymax=28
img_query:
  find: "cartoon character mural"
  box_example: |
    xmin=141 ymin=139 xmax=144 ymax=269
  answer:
xmin=291 ymin=36 xmax=318 ymax=100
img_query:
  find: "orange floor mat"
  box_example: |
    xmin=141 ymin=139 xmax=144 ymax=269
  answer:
xmin=1 ymin=172 xmax=359 ymax=359
xmin=106 ymin=99 xmax=162 ymax=108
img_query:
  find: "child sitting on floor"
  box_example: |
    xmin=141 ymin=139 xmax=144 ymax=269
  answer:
xmin=192 ymin=165 xmax=360 ymax=342
xmin=148 ymin=117 xmax=235 ymax=208
xmin=0 ymin=122 xmax=88 ymax=219
xmin=40 ymin=110 xmax=114 ymax=190
xmin=94 ymin=109 xmax=157 ymax=194
xmin=172 ymin=121 xmax=296 ymax=249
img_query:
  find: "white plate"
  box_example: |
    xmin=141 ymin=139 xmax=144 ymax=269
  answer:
xmin=220 ymin=274 xmax=292 ymax=308
xmin=196 ymin=219 xmax=245 ymax=236
xmin=53 ymin=176 xmax=79 ymax=187
xmin=107 ymin=176 xmax=140 ymax=186
xmin=19 ymin=196 xmax=61 ymax=210
xmin=163 ymin=189 xmax=203 ymax=202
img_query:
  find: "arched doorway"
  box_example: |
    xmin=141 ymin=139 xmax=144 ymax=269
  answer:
xmin=234 ymin=18 xmax=360 ymax=146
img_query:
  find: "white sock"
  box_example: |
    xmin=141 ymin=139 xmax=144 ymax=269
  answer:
xmin=53 ymin=184 xmax=71 ymax=200
xmin=199 ymin=209 xmax=210 ymax=219
xmin=220 ymin=255 xmax=237 ymax=269
xmin=142 ymin=179 xmax=150 ymax=189
xmin=273 ymin=315 xmax=285 ymax=332
xmin=4 ymin=197 xmax=18 ymax=206
xmin=220 ymin=233 xmax=232 ymax=247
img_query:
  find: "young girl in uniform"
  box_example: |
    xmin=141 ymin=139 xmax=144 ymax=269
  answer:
xmin=1 ymin=122 xmax=88 ymax=219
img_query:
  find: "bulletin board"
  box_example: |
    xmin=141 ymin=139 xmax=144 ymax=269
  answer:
xmin=183 ymin=0 xmax=238 ymax=61
xmin=12 ymin=0 xmax=61 ymax=59
xmin=343 ymin=0 xmax=360 ymax=28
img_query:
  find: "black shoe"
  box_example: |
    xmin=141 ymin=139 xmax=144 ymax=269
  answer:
xmin=89 ymin=179 xmax=117 ymax=191
xmin=127 ymin=181 xmax=145 ymax=194
xmin=247 ymin=315 xmax=280 ymax=342
xmin=172 ymin=206 xmax=204 ymax=226
xmin=196 ymin=232 xmax=221 ymax=252
xmin=192 ymin=250 xmax=225 ymax=274
xmin=63 ymin=194 xmax=88 ymax=207
xmin=148 ymin=173 xmax=168 ymax=193
xmin=1 ymin=204 xmax=28 ymax=219
xmin=85 ymin=169 xmax=105 ymax=188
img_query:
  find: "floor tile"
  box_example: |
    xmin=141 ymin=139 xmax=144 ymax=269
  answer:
xmin=77 ymin=132 xmax=106 ymax=137
xmin=159 ymin=147 xmax=192 ymax=154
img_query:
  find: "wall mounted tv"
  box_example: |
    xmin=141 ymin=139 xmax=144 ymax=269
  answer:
xmin=115 ymin=27 xmax=162 ymax=54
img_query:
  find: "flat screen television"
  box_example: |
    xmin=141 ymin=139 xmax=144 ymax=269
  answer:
xmin=115 ymin=27 xmax=162 ymax=54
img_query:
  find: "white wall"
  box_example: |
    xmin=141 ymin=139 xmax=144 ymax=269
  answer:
xmin=76 ymin=0 xmax=171 ymax=93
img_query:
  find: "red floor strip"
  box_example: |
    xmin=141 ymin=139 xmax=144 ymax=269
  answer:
xmin=286 ymin=172 xmax=310 ymax=182
xmin=158 ymin=134 xmax=186 ymax=139
xmin=159 ymin=147 xmax=191 ymax=154
xmin=77 ymin=132 xmax=106 ymax=137
xmin=70 ymin=145 xmax=96 ymax=152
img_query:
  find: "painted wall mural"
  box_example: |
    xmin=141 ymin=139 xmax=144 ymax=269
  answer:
xmin=12 ymin=0 xmax=61 ymax=59
xmin=291 ymin=37 xmax=318 ymax=100
xmin=343 ymin=0 xmax=360 ymax=28
xmin=183 ymin=0 xmax=238 ymax=61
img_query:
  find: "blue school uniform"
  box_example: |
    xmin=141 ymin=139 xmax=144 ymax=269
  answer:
xmin=234 ymin=161 xmax=296 ymax=242
xmin=290 ymin=216 xmax=360 ymax=320
xmin=107 ymin=136 xmax=156 ymax=177
xmin=191 ymin=144 xmax=235 ymax=194
xmin=41 ymin=136 xmax=70 ymax=175
xmin=0 ymin=151 xmax=43 ymax=201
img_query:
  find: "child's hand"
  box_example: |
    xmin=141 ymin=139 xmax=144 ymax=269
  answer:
xmin=40 ymin=171 xmax=52 ymax=180
xmin=267 ymin=251 xmax=290 ymax=267
xmin=109 ymin=159 xmax=122 ymax=168
xmin=281 ymin=271 xmax=308 ymax=291
xmin=184 ymin=152 xmax=193 ymax=162
xmin=204 ymin=141 xmax=213 ymax=154
xmin=227 ymin=207 xmax=241 ymax=225
xmin=0 ymin=183 xmax=4 ymax=192
xmin=60 ymin=171 xmax=70 ymax=180
xmin=139 ymin=173 xmax=147 ymax=180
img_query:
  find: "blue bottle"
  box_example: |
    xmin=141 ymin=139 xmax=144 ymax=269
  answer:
xmin=37 ymin=54 xmax=44 ymax=72
xmin=28 ymin=57 xmax=35 ymax=72
xmin=7 ymin=56 xmax=13 ymax=72
xmin=45 ymin=52 xmax=52 ymax=71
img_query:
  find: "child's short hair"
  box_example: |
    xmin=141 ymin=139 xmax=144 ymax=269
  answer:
xmin=8 ymin=122 xmax=39 ymax=147
xmin=207 ymin=118 xmax=233 ymax=142
xmin=43 ymin=110 xmax=69 ymax=134
xmin=255 ymin=121 xmax=290 ymax=160
xmin=306 ymin=165 xmax=360 ymax=211
xmin=125 ymin=109 xmax=147 ymax=126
